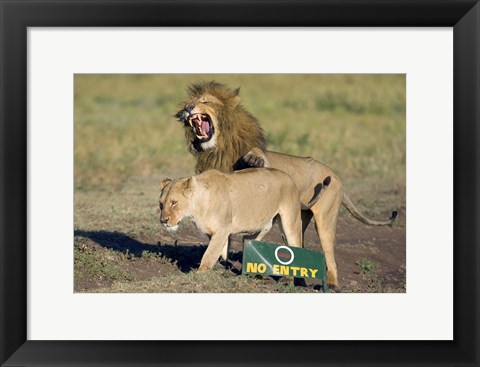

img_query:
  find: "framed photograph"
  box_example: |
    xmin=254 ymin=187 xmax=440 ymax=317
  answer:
xmin=1 ymin=1 xmax=479 ymax=366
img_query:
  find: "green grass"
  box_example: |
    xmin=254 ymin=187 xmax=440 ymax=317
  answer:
xmin=74 ymin=239 xmax=134 ymax=286
xmin=357 ymin=258 xmax=376 ymax=274
xmin=93 ymin=268 xmax=316 ymax=293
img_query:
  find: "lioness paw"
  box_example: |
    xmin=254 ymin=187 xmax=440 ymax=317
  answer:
xmin=197 ymin=265 xmax=210 ymax=273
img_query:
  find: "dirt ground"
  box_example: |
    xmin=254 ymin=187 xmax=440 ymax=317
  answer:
xmin=74 ymin=186 xmax=406 ymax=293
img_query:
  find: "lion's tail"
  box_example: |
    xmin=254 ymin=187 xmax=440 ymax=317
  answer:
xmin=342 ymin=192 xmax=397 ymax=226
xmin=301 ymin=176 xmax=332 ymax=210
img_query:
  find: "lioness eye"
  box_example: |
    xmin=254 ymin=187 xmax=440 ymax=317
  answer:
xmin=171 ymin=200 xmax=177 ymax=207
xmin=160 ymin=203 xmax=164 ymax=210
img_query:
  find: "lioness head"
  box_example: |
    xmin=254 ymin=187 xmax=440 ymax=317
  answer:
xmin=175 ymin=81 xmax=243 ymax=151
xmin=158 ymin=177 xmax=195 ymax=232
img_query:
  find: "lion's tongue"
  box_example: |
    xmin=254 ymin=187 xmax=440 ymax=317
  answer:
xmin=201 ymin=120 xmax=210 ymax=135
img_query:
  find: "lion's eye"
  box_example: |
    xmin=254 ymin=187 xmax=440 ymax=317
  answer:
xmin=171 ymin=200 xmax=177 ymax=207
xmin=202 ymin=101 xmax=209 ymax=104
xmin=160 ymin=203 xmax=164 ymax=210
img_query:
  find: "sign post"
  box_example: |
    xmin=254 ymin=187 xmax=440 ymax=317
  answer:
xmin=242 ymin=240 xmax=328 ymax=292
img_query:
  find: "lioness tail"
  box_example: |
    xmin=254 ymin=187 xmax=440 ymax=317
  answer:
xmin=342 ymin=192 xmax=397 ymax=226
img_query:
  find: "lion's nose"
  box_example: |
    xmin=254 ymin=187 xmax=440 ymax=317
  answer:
xmin=186 ymin=104 xmax=194 ymax=113
xmin=160 ymin=218 xmax=169 ymax=225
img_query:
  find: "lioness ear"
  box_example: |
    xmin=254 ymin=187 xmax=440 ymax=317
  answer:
xmin=182 ymin=177 xmax=196 ymax=198
xmin=159 ymin=178 xmax=172 ymax=191
xmin=232 ymin=88 xmax=241 ymax=107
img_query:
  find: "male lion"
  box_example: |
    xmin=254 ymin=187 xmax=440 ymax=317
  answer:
xmin=175 ymin=81 xmax=397 ymax=287
xmin=159 ymin=168 xmax=329 ymax=273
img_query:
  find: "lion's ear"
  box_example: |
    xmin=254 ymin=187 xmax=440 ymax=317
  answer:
xmin=232 ymin=88 xmax=241 ymax=107
xmin=159 ymin=178 xmax=172 ymax=191
xmin=182 ymin=177 xmax=196 ymax=198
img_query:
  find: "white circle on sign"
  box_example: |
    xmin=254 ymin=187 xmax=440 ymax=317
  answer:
xmin=275 ymin=246 xmax=295 ymax=265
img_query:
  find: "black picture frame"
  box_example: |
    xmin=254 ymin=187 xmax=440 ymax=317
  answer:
xmin=1 ymin=1 xmax=479 ymax=366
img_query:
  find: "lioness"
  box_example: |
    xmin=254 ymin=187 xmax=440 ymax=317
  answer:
xmin=159 ymin=168 xmax=329 ymax=272
xmin=175 ymin=81 xmax=397 ymax=287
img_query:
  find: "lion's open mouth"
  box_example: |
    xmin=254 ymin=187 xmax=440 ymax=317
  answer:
xmin=189 ymin=114 xmax=213 ymax=141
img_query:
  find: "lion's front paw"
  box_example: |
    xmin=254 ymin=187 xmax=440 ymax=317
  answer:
xmin=243 ymin=153 xmax=265 ymax=168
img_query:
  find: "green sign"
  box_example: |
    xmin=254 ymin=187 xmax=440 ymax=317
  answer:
xmin=242 ymin=240 xmax=328 ymax=292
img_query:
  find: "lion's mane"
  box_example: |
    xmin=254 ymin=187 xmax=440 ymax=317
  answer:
xmin=182 ymin=82 xmax=267 ymax=173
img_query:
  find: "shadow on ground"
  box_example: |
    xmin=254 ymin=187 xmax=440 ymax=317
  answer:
xmin=74 ymin=230 xmax=243 ymax=273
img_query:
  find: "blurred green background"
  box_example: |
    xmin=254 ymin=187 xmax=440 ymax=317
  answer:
xmin=74 ymin=74 xmax=406 ymax=201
